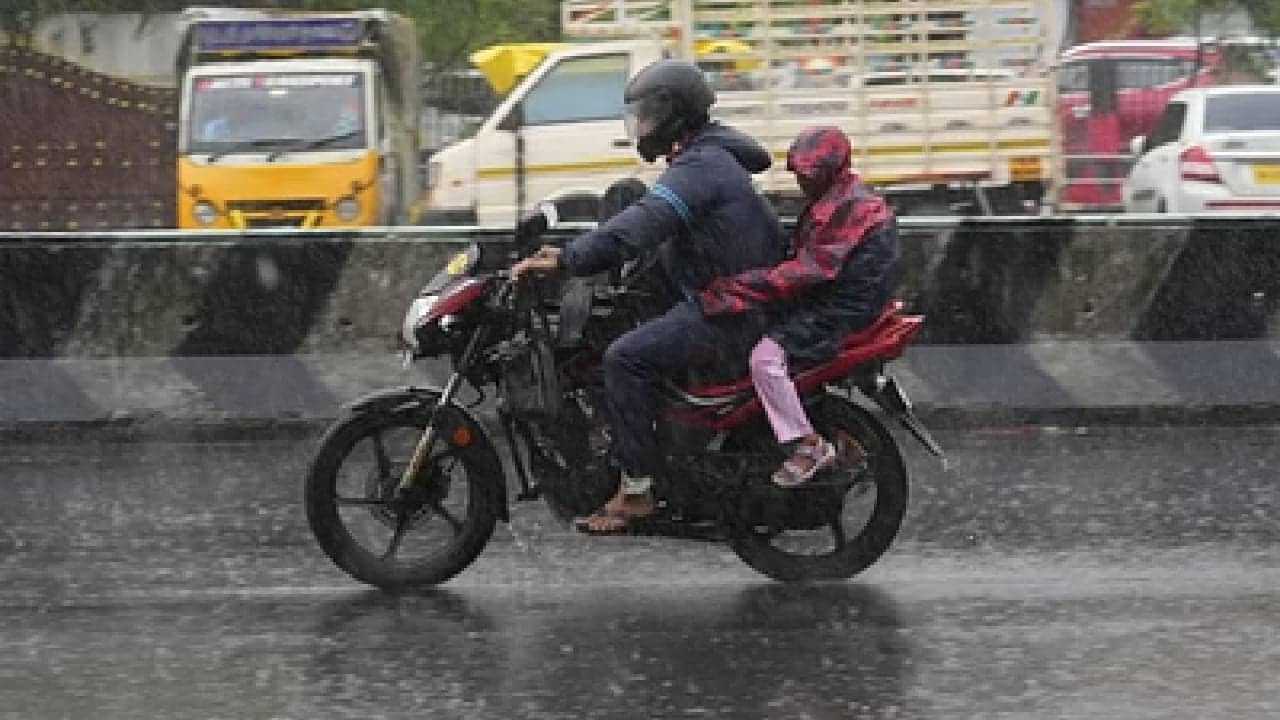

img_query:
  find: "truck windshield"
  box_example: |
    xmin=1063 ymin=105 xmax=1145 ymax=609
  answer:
xmin=188 ymin=72 xmax=368 ymax=154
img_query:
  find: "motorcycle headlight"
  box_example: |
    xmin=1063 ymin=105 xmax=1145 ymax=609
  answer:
xmin=401 ymin=295 xmax=438 ymax=350
xmin=193 ymin=201 xmax=218 ymax=226
xmin=335 ymin=196 xmax=360 ymax=222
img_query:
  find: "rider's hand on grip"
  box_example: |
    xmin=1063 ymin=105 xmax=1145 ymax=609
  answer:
xmin=511 ymin=245 xmax=561 ymax=283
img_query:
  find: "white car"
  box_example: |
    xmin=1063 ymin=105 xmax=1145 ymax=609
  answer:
xmin=1123 ymin=85 xmax=1280 ymax=213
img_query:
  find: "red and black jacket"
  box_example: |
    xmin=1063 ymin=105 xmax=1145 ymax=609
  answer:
xmin=699 ymin=126 xmax=901 ymax=363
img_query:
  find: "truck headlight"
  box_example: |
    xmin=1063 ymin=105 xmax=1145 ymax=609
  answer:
xmin=335 ymin=196 xmax=360 ymax=221
xmin=401 ymin=295 xmax=437 ymax=349
xmin=193 ymin=201 xmax=218 ymax=226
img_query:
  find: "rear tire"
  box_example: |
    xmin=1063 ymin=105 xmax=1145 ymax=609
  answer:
xmin=305 ymin=407 xmax=500 ymax=589
xmin=730 ymin=396 xmax=908 ymax=582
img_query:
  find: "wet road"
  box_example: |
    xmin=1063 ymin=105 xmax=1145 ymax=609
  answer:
xmin=3 ymin=423 xmax=1279 ymax=719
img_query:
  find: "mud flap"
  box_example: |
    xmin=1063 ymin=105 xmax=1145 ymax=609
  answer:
xmin=863 ymin=374 xmax=947 ymax=465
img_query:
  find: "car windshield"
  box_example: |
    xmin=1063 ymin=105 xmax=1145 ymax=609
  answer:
xmin=187 ymin=72 xmax=368 ymax=153
xmin=1203 ymin=93 xmax=1280 ymax=133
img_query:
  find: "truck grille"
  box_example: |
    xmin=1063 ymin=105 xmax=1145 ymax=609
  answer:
xmin=225 ymin=199 xmax=327 ymax=228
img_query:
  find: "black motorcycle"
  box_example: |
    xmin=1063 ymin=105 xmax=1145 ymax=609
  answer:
xmin=304 ymin=205 xmax=944 ymax=589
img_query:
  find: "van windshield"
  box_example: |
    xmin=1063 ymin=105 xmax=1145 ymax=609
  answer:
xmin=1204 ymin=93 xmax=1280 ymax=133
xmin=188 ymin=72 xmax=368 ymax=153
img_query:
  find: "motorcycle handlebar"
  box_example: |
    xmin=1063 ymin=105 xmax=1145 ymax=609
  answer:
xmin=514 ymin=202 xmax=559 ymax=249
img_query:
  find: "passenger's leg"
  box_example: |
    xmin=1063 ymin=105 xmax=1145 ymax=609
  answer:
xmin=748 ymin=337 xmax=836 ymax=487
xmin=749 ymin=337 xmax=814 ymax=444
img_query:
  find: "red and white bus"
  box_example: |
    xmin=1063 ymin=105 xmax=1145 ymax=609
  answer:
xmin=1055 ymin=39 xmax=1218 ymax=211
xmin=1055 ymin=37 xmax=1278 ymax=211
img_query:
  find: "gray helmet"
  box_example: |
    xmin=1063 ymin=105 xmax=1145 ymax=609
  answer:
xmin=623 ymin=59 xmax=715 ymax=162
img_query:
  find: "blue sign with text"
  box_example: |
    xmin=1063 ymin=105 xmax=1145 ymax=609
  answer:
xmin=194 ymin=19 xmax=364 ymax=52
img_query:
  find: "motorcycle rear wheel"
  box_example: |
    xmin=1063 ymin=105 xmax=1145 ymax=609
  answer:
xmin=730 ymin=396 xmax=908 ymax=582
xmin=305 ymin=408 xmax=499 ymax=589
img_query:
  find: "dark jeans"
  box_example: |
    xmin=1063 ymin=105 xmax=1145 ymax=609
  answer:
xmin=602 ymin=300 xmax=761 ymax=477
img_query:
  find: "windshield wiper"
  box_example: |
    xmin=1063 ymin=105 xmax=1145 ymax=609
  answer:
xmin=205 ymin=138 xmax=299 ymax=164
xmin=264 ymin=131 xmax=362 ymax=162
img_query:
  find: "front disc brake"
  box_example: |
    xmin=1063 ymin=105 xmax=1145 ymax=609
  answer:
xmin=363 ymin=454 xmax=455 ymax=531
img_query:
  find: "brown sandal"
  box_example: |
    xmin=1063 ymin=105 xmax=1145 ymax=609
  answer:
xmin=574 ymin=511 xmax=637 ymax=535
xmin=573 ymin=493 xmax=655 ymax=535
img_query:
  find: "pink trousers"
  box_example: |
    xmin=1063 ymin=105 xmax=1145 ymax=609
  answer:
xmin=749 ymin=337 xmax=814 ymax=444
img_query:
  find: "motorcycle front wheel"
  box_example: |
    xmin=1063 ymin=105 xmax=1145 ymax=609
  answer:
xmin=305 ymin=407 xmax=500 ymax=589
xmin=730 ymin=395 xmax=908 ymax=582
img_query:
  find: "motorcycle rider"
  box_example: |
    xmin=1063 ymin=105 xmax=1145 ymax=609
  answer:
xmin=512 ymin=59 xmax=785 ymax=533
xmin=699 ymin=125 xmax=900 ymax=486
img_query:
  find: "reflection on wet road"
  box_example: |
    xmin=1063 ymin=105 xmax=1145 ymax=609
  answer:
xmin=2 ymin=425 xmax=1279 ymax=718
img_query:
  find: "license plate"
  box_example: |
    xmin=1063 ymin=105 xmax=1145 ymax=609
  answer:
xmin=1252 ymin=164 xmax=1280 ymax=185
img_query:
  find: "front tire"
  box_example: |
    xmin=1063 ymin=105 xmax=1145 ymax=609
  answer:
xmin=305 ymin=406 xmax=501 ymax=589
xmin=730 ymin=395 xmax=908 ymax=582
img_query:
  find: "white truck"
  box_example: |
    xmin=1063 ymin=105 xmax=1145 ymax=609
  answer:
xmin=422 ymin=0 xmax=1056 ymax=224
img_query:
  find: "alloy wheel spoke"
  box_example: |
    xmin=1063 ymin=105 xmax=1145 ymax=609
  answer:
xmin=370 ymin=431 xmax=393 ymax=480
xmin=335 ymin=496 xmax=392 ymax=507
xmin=381 ymin=511 xmax=412 ymax=561
xmin=829 ymin=518 xmax=847 ymax=548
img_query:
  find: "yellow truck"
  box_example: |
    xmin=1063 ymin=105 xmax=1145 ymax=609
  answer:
xmin=175 ymin=8 xmax=421 ymax=229
xmin=423 ymin=0 xmax=1056 ymax=224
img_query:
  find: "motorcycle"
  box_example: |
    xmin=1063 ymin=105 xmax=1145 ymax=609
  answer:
xmin=304 ymin=203 xmax=945 ymax=589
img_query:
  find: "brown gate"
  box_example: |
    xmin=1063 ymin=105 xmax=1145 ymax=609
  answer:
xmin=0 ymin=37 xmax=177 ymax=230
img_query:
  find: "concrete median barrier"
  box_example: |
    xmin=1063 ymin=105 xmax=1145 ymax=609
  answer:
xmin=2 ymin=216 xmax=1279 ymax=429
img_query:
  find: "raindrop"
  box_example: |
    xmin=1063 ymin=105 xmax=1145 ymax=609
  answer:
xmin=256 ymin=254 xmax=281 ymax=290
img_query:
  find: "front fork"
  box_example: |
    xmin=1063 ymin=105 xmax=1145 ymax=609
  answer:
xmin=397 ymin=325 xmax=487 ymax=492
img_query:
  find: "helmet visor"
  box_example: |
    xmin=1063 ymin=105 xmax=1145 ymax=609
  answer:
xmin=622 ymin=94 xmax=672 ymax=142
xmin=623 ymin=101 xmax=642 ymax=141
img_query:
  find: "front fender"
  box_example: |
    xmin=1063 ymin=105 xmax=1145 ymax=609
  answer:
xmin=348 ymin=385 xmax=444 ymax=416
xmin=345 ymin=386 xmax=509 ymax=523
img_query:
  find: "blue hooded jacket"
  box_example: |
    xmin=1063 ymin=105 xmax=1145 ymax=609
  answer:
xmin=559 ymin=123 xmax=785 ymax=300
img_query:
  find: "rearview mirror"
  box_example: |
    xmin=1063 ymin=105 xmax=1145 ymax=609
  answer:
xmin=1129 ymin=135 xmax=1147 ymax=157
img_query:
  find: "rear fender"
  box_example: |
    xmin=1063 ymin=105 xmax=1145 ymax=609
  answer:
xmin=347 ymin=386 xmax=509 ymax=522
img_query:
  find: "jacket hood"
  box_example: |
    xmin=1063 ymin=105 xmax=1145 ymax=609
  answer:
xmin=786 ymin=126 xmax=852 ymax=195
xmin=691 ymin=122 xmax=773 ymax=173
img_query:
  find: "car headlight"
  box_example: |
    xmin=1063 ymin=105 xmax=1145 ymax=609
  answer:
xmin=335 ymin=196 xmax=360 ymax=221
xmin=401 ymin=295 xmax=438 ymax=349
xmin=193 ymin=201 xmax=218 ymax=226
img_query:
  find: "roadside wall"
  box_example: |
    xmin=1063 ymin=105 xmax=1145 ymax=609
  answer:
xmin=32 ymin=13 xmax=184 ymax=88
xmin=2 ymin=217 xmax=1279 ymax=424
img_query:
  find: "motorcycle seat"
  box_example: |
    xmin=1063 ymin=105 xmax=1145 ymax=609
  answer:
xmin=678 ymin=300 xmax=919 ymax=400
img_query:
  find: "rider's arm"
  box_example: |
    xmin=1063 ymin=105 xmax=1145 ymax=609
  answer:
xmin=558 ymin=154 xmax=718 ymax=276
xmin=699 ymin=196 xmax=892 ymax=316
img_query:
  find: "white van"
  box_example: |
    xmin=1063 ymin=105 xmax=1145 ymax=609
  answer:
xmin=421 ymin=0 xmax=1055 ymax=224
